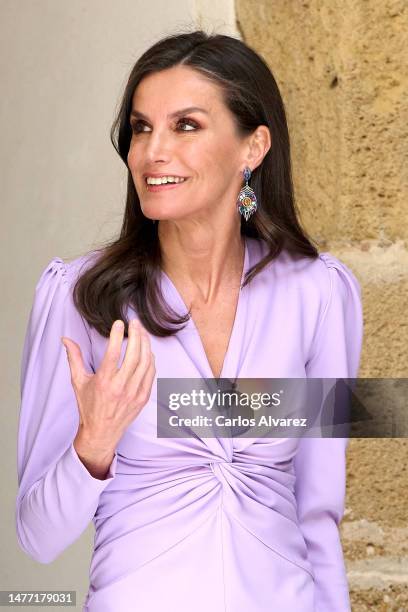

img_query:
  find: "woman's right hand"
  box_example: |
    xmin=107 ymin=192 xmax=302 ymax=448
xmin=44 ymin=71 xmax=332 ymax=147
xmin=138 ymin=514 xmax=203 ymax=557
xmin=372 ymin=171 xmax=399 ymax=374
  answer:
xmin=61 ymin=318 xmax=156 ymax=478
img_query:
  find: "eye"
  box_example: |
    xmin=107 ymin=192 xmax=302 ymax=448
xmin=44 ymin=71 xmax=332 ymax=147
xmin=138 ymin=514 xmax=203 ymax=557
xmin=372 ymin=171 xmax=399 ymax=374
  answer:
xmin=177 ymin=118 xmax=200 ymax=131
xmin=130 ymin=120 xmax=151 ymax=134
xmin=129 ymin=117 xmax=200 ymax=134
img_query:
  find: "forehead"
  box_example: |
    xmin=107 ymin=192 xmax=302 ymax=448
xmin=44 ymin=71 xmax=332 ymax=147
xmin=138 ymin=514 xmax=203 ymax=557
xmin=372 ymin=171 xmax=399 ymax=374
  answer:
xmin=131 ymin=65 xmax=224 ymax=113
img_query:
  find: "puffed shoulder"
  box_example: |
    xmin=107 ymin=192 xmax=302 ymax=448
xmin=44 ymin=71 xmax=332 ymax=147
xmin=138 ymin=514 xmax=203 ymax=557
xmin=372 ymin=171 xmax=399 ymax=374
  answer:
xmin=304 ymin=251 xmax=363 ymax=378
xmin=315 ymin=251 xmax=362 ymax=323
xmin=35 ymin=256 xmax=68 ymax=292
xmin=268 ymin=246 xmax=363 ymax=324
xmin=318 ymin=251 xmax=361 ymax=290
xmin=21 ymin=254 xmax=98 ymax=386
xmin=35 ymin=252 xmax=99 ymax=294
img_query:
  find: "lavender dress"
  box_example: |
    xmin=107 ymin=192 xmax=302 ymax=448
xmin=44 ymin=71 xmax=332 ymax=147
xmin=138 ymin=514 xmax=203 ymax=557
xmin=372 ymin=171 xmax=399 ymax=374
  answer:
xmin=16 ymin=237 xmax=363 ymax=612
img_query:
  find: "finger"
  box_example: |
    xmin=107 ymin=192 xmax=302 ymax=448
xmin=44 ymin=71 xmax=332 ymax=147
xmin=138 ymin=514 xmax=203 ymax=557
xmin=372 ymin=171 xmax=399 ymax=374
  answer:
xmin=137 ymin=355 xmax=156 ymax=401
xmin=126 ymin=327 xmax=151 ymax=381
xmin=121 ymin=354 xmax=156 ymax=425
xmin=125 ymin=334 xmax=155 ymax=398
xmin=61 ymin=337 xmax=89 ymax=385
xmin=125 ymin=356 xmax=156 ymax=422
xmin=117 ymin=318 xmax=143 ymax=382
xmin=98 ymin=320 xmax=125 ymax=377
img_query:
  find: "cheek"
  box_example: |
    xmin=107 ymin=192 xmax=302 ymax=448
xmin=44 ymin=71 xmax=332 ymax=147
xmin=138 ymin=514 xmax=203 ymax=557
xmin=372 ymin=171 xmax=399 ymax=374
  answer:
xmin=127 ymin=145 xmax=137 ymax=171
xmin=190 ymin=146 xmax=230 ymax=175
xmin=127 ymin=136 xmax=145 ymax=166
xmin=203 ymin=144 xmax=240 ymax=183
xmin=207 ymin=136 xmax=240 ymax=168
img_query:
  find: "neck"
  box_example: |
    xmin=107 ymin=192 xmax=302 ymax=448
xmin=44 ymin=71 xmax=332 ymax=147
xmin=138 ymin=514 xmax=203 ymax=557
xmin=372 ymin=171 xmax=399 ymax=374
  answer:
xmin=158 ymin=223 xmax=245 ymax=304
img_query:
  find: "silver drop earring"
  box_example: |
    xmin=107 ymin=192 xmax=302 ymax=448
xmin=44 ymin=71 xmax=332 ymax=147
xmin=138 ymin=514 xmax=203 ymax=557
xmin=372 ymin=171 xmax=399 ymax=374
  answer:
xmin=236 ymin=167 xmax=258 ymax=221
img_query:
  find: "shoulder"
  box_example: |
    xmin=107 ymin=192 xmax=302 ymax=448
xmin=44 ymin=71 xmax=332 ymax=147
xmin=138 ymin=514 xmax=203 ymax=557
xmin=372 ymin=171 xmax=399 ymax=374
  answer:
xmin=287 ymin=250 xmax=361 ymax=301
xmin=30 ymin=251 xmax=101 ymax=327
xmin=22 ymin=253 xmax=99 ymax=385
xmin=35 ymin=250 xmax=100 ymax=294
xmin=249 ymin=238 xmax=361 ymax=310
xmin=28 ymin=250 xmax=102 ymax=337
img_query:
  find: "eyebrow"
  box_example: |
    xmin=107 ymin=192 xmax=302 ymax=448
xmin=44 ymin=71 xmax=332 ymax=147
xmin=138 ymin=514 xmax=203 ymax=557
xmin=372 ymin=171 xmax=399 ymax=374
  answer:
xmin=129 ymin=106 xmax=209 ymax=120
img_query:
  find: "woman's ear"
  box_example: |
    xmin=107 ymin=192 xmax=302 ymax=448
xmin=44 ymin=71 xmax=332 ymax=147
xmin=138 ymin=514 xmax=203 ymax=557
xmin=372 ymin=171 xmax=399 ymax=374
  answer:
xmin=246 ymin=125 xmax=272 ymax=169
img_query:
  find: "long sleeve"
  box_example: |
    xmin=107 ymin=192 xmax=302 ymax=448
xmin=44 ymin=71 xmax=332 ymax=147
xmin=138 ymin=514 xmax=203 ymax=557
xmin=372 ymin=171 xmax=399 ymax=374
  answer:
xmin=16 ymin=257 xmax=118 ymax=564
xmin=294 ymin=253 xmax=364 ymax=611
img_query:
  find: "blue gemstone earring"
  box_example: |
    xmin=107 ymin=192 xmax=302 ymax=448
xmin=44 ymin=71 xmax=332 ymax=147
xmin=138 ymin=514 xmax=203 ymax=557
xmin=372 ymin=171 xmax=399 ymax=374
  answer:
xmin=236 ymin=166 xmax=257 ymax=221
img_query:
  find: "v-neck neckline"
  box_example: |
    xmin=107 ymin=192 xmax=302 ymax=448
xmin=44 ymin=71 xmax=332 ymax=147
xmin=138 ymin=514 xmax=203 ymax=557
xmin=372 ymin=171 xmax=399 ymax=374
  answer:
xmin=160 ymin=236 xmax=250 ymax=379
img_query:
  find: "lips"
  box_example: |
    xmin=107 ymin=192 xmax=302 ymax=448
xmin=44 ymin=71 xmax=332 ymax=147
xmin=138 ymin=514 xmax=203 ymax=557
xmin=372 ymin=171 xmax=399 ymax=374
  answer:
xmin=145 ymin=177 xmax=189 ymax=191
xmin=143 ymin=174 xmax=187 ymax=181
xmin=145 ymin=178 xmax=187 ymax=186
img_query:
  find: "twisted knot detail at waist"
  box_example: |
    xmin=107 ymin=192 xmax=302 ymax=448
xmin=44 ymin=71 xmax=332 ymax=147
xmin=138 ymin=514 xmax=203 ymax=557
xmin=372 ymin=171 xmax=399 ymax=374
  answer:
xmin=89 ymin=438 xmax=319 ymax=591
xmin=91 ymin=451 xmax=315 ymax=591
xmin=209 ymin=460 xmax=232 ymax=485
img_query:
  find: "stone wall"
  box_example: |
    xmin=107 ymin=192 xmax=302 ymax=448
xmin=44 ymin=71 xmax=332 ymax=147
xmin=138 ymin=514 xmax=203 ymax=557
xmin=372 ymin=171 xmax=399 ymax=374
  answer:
xmin=235 ymin=1 xmax=408 ymax=608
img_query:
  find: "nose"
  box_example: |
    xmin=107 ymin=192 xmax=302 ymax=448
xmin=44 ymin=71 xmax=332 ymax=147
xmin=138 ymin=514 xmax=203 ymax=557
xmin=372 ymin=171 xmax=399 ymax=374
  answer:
xmin=144 ymin=127 xmax=172 ymax=164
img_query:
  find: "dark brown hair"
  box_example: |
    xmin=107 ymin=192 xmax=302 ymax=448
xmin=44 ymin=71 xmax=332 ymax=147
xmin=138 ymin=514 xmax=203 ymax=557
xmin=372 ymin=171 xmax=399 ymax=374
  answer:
xmin=73 ymin=30 xmax=319 ymax=339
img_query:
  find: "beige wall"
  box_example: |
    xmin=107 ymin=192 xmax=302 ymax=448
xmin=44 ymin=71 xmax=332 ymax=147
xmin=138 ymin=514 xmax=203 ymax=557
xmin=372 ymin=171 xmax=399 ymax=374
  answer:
xmin=1 ymin=1 xmax=238 ymax=609
xmin=236 ymin=0 xmax=408 ymax=609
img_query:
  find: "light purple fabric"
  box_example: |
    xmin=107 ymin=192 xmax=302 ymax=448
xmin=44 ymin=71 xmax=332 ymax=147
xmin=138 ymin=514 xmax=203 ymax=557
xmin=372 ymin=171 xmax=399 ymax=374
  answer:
xmin=16 ymin=237 xmax=363 ymax=612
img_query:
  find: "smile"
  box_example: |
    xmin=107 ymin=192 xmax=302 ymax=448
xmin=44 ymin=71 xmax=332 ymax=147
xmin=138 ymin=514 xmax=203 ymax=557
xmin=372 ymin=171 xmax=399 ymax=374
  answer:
xmin=145 ymin=177 xmax=189 ymax=191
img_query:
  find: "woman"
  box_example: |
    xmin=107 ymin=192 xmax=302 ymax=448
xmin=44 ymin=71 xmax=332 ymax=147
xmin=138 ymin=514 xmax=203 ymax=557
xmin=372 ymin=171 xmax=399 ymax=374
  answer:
xmin=16 ymin=31 xmax=363 ymax=611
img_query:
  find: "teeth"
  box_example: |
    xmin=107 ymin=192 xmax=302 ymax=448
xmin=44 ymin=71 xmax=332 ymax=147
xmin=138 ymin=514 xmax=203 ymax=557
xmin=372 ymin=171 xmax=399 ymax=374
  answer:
xmin=146 ymin=176 xmax=186 ymax=185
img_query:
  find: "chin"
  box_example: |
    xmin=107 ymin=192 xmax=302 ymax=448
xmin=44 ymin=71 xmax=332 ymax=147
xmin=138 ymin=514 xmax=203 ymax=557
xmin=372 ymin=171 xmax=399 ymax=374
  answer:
xmin=140 ymin=205 xmax=189 ymax=221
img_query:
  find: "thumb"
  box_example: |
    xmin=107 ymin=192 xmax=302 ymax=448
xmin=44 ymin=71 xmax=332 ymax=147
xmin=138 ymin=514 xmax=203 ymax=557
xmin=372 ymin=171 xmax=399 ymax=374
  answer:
xmin=61 ymin=336 xmax=88 ymax=385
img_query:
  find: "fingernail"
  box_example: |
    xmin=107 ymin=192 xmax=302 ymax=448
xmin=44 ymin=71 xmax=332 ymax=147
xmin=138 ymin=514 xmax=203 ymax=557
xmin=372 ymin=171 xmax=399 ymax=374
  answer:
xmin=114 ymin=320 xmax=124 ymax=329
xmin=61 ymin=338 xmax=68 ymax=356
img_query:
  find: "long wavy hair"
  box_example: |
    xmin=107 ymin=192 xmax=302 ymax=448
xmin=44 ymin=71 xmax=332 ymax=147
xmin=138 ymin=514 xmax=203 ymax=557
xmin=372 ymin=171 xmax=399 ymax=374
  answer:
xmin=73 ymin=30 xmax=319 ymax=339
